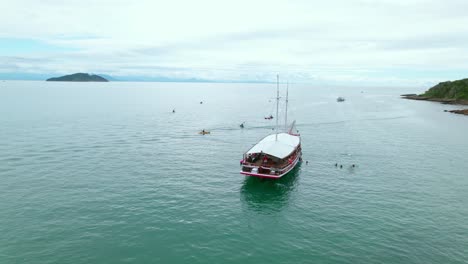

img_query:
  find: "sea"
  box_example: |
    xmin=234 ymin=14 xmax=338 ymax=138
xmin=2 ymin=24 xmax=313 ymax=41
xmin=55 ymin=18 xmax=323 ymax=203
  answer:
xmin=1 ymin=81 xmax=467 ymax=264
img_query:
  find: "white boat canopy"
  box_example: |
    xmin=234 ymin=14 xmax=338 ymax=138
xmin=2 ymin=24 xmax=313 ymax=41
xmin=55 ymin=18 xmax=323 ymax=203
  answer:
xmin=246 ymin=133 xmax=300 ymax=159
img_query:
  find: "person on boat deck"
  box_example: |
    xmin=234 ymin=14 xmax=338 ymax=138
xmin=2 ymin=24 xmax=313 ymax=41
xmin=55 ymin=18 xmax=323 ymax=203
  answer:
xmin=251 ymin=154 xmax=257 ymax=162
xmin=263 ymin=155 xmax=268 ymax=164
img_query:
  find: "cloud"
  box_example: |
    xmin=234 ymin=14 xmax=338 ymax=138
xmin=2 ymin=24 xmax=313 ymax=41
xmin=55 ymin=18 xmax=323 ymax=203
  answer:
xmin=1 ymin=0 xmax=468 ymax=85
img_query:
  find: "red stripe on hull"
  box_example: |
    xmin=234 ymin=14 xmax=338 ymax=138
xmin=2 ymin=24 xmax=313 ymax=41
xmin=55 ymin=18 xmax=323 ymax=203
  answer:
xmin=240 ymin=172 xmax=282 ymax=179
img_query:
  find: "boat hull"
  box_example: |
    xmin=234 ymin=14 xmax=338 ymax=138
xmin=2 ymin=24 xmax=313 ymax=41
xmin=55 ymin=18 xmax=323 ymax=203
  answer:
xmin=240 ymin=152 xmax=301 ymax=179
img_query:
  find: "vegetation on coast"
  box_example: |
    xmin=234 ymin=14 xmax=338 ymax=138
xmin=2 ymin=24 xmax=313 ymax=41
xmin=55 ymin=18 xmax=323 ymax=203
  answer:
xmin=422 ymin=78 xmax=468 ymax=100
xmin=402 ymin=78 xmax=468 ymax=116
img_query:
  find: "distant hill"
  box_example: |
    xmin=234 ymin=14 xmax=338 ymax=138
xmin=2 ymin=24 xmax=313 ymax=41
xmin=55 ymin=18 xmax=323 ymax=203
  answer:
xmin=46 ymin=73 xmax=108 ymax=82
xmin=98 ymin=74 xmax=118 ymax=81
xmin=1 ymin=72 xmax=268 ymax=83
xmin=422 ymin=78 xmax=468 ymax=100
xmin=402 ymin=78 xmax=468 ymax=104
xmin=402 ymin=78 xmax=468 ymax=116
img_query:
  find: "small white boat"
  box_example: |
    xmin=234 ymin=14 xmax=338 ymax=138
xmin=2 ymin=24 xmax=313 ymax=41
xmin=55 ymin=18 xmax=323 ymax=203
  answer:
xmin=240 ymin=76 xmax=302 ymax=179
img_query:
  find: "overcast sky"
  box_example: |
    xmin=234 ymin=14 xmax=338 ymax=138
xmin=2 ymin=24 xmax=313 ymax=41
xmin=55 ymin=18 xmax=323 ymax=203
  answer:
xmin=1 ymin=0 xmax=468 ymax=85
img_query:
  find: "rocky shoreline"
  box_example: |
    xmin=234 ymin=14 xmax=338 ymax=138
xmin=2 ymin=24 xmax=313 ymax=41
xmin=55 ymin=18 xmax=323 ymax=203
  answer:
xmin=446 ymin=109 xmax=468 ymax=115
xmin=401 ymin=94 xmax=468 ymax=105
xmin=401 ymin=94 xmax=468 ymax=116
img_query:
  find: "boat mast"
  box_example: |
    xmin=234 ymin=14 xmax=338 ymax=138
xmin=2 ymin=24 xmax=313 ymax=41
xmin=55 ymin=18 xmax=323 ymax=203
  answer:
xmin=275 ymin=74 xmax=280 ymax=141
xmin=284 ymin=81 xmax=288 ymax=132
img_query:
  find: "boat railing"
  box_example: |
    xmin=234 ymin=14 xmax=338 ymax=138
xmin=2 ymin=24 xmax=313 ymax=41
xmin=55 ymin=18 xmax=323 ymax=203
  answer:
xmin=241 ymin=154 xmax=300 ymax=171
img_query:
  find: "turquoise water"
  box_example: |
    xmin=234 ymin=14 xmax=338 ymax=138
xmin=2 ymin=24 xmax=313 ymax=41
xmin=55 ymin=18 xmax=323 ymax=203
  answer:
xmin=1 ymin=81 xmax=467 ymax=263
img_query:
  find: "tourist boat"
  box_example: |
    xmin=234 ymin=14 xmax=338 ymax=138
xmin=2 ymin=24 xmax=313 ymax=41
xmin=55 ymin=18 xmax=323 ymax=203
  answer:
xmin=240 ymin=76 xmax=302 ymax=179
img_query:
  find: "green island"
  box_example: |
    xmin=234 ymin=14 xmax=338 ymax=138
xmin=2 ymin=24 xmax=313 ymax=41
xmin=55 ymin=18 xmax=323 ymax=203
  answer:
xmin=46 ymin=73 xmax=108 ymax=82
xmin=402 ymin=78 xmax=468 ymax=116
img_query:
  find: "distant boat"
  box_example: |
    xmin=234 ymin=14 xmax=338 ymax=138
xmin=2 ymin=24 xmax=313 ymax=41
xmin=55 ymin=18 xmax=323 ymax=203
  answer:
xmin=264 ymin=115 xmax=274 ymax=120
xmin=240 ymin=76 xmax=302 ymax=179
xmin=337 ymin=97 xmax=345 ymax=102
xmin=240 ymin=122 xmax=245 ymax=128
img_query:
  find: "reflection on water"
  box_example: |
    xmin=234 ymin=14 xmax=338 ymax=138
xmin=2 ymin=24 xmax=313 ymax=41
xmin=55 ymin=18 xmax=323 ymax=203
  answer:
xmin=240 ymin=165 xmax=301 ymax=213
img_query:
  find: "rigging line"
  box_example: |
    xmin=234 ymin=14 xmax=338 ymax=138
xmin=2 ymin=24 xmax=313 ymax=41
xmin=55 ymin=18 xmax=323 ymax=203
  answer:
xmin=275 ymin=74 xmax=279 ymax=141
xmin=285 ymin=81 xmax=289 ymax=131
